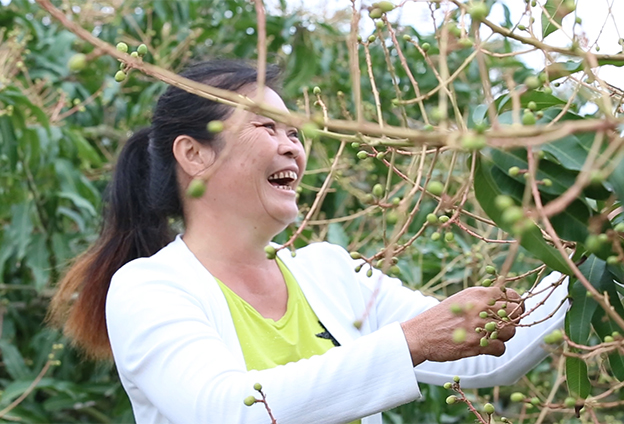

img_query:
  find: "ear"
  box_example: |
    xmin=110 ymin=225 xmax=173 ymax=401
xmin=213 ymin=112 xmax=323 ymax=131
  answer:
xmin=172 ymin=135 xmax=216 ymax=179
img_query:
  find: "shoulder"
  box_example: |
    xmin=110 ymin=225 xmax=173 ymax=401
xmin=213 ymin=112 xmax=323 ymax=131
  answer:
xmin=107 ymin=236 xmax=209 ymax=308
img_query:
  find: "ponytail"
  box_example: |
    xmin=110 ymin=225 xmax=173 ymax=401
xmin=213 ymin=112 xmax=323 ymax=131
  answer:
xmin=48 ymin=128 xmax=173 ymax=359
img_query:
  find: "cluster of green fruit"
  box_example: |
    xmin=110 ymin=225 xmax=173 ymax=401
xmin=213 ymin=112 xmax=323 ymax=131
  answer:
xmin=585 ymin=223 xmax=624 ymax=264
xmin=368 ymin=1 xmax=395 ymax=19
xmin=113 ymin=42 xmax=148 ymax=82
xmin=243 ymin=382 xmax=263 ymax=407
xmin=349 ymin=251 xmax=401 ymax=278
xmin=444 ymin=376 xmax=506 ymax=420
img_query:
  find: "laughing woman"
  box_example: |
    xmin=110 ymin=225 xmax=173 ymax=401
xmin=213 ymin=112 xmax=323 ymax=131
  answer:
xmin=49 ymin=60 xmax=568 ymax=424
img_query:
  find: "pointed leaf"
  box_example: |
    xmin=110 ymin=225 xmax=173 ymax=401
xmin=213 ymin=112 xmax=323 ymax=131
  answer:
xmin=566 ymin=356 xmax=590 ymax=398
xmin=542 ymin=0 xmax=575 ymax=39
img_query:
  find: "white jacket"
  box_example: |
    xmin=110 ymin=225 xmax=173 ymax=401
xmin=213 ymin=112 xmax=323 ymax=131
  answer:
xmin=106 ymin=236 xmax=568 ymax=424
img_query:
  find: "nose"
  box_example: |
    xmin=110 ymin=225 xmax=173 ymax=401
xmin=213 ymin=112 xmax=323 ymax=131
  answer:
xmin=277 ymin=130 xmax=304 ymax=160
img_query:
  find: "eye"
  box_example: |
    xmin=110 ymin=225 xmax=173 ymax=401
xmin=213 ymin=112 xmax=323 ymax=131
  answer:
xmin=288 ymin=129 xmax=300 ymax=140
xmin=261 ymin=122 xmax=277 ymax=133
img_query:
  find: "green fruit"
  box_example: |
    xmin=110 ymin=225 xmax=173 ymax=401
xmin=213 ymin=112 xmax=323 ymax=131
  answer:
xmin=244 ymin=396 xmax=256 ymax=406
xmin=377 ymin=1 xmax=395 ymax=12
xmin=604 ymin=335 xmax=614 ymax=343
xmin=403 ymin=34 xmax=412 ymax=41
xmin=114 ymin=70 xmax=127 ymax=82
xmin=480 ymin=337 xmax=489 ymax=347
xmin=372 ymin=183 xmax=384 ymax=197
xmin=563 ymin=0 xmax=576 ymax=13
xmin=264 ymin=245 xmax=277 ymax=259
xmin=421 ymin=42 xmax=431 ymax=52
xmin=475 ymin=327 xmax=483 ymax=333
xmin=450 ymin=303 xmax=463 ymax=315
xmin=544 ymin=329 xmax=563 ymax=344
xmin=389 ymin=265 xmax=401 ymax=276
xmin=458 ymin=38 xmax=473 ymax=48
xmin=531 ymin=397 xmax=540 ymax=406
xmin=542 ymin=178 xmax=552 ymax=187
xmin=301 ymin=122 xmax=319 ymax=139
xmin=392 ymin=197 xmax=401 ymax=205
xmin=444 ymin=382 xmax=452 ymax=389
xmin=353 ymin=319 xmax=363 ymax=329
xmin=312 ymin=86 xmax=321 ymax=95
xmin=481 ymin=279 xmax=492 ymax=287
xmin=368 ymin=34 xmax=377 ymax=43
xmin=468 ymin=2 xmax=489 ymax=21
xmin=386 ymin=211 xmax=399 ymax=225
xmin=376 ymin=151 xmax=386 ymax=160
xmin=426 ymin=213 xmax=438 ymax=224
xmin=575 ymin=16 xmax=582 ymax=24
xmin=137 ymin=43 xmax=148 ymax=56
xmin=497 ymin=309 xmax=508 ymax=318
xmin=614 ymin=223 xmax=624 ymax=232
xmin=186 ymin=178 xmax=206 ymax=198
xmin=350 ymin=252 xmax=362 ymax=259
xmin=495 ymin=195 xmax=514 ymax=210
xmin=448 ymin=23 xmax=461 ymax=37
xmin=444 ymin=232 xmax=455 ymax=242
xmin=376 ymin=20 xmax=385 ymax=30
xmin=525 ymin=76 xmax=541 ymax=89
xmin=585 ymin=234 xmax=605 ymax=254
xmin=357 ymin=151 xmax=369 ymax=160
xmin=369 ymin=7 xmax=383 ymax=19
xmin=453 ymin=375 xmax=460 ymax=383
xmin=431 ymin=232 xmax=441 ymax=241
xmin=68 ymin=53 xmax=87 ymax=72
xmin=453 ymin=328 xmax=467 ymax=343
xmin=446 ymin=395 xmax=457 ymax=405
xmin=527 ymin=101 xmax=537 ymax=111
xmin=116 ymin=42 xmax=129 ymax=53
xmin=485 ymin=265 xmax=496 ymax=274
xmin=490 ymin=331 xmax=499 ymax=340
xmin=502 ymin=206 xmax=524 ymax=225
xmin=439 ymin=215 xmax=449 ymax=223
xmin=207 ymin=120 xmax=224 ymax=133
xmin=518 ymin=24 xmax=527 ymax=31
xmin=522 ymin=111 xmax=537 ymax=125
xmin=366 ymin=268 xmax=373 ymax=277
xmin=613 ymin=331 xmax=621 ymax=338
xmin=253 ymin=383 xmax=262 ymax=391
xmin=544 ymin=86 xmax=553 ymax=95
xmin=423 ymin=123 xmax=434 ymax=132
xmin=508 ymin=166 xmax=520 ymax=177
xmin=484 ymin=403 xmax=495 ymax=414
xmin=510 ymin=392 xmax=525 ymax=402
xmin=564 ymin=397 xmax=576 ymax=408
xmin=461 ymin=133 xmax=486 ymax=150
xmin=427 ymin=181 xmax=444 ymax=196
xmin=130 ymin=51 xmax=139 ymax=58
xmin=479 ymin=311 xmax=488 ymax=319
xmin=485 ymin=322 xmax=497 ymax=332
xmin=607 ymin=256 xmax=619 ymax=265
xmin=351 ymin=142 xmax=360 ymax=149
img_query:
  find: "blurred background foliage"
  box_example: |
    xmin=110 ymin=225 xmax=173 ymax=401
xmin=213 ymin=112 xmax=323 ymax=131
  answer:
xmin=0 ymin=0 xmax=623 ymax=422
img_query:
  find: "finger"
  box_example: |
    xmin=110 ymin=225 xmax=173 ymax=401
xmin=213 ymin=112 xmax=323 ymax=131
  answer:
xmin=496 ymin=323 xmax=516 ymax=342
xmin=481 ymin=339 xmax=506 ymax=357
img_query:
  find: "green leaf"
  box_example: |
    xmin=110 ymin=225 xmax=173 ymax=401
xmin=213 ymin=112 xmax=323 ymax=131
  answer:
xmin=327 ymin=222 xmax=349 ymax=248
xmin=0 ymin=340 xmax=30 ymax=380
xmin=566 ymin=279 xmax=597 ymax=344
xmin=566 ymin=356 xmax=590 ymax=398
xmin=474 ymin=155 xmax=572 ymax=274
xmin=542 ymin=0 xmax=575 ymax=39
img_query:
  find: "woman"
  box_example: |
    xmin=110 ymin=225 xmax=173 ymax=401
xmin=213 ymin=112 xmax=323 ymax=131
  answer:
xmin=50 ymin=60 xmax=568 ymax=424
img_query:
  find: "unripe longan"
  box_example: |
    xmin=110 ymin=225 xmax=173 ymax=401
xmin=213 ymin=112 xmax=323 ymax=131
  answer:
xmin=427 ymin=181 xmax=444 ymax=196
xmin=564 ymin=397 xmax=576 ymax=408
xmin=484 ymin=403 xmax=495 ymax=414
xmin=510 ymin=392 xmax=525 ymax=402
xmin=253 ymin=383 xmax=262 ymax=391
xmin=116 ymin=42 xmax=128 ymax=53
xmin=114 ymin=70 xmax=127 ymax=82
xmin=369 ymin=8 xmax=383 ymax=19
xmin=485 ymin=322 xmax=497 ymax=332
xmin=443 ymin=382 xmax=452 ymax=389
xmin=377 ymin=1 xmax=395 ymax=12
xmin=426 ymin=213 xmax=438 ymax=224
xmin=264 ymin=245 xmax=277 ymax=259
xmin=372 ymin=183 xmax=384 ymax=198
xmin=446 ymin=395 xmax=457 ymax=404
xmin=244 ymin=396 xmax=256 ymax=406
xmin=137 ymin=43 xmax=148 ymax=56
xmin=485 ymin=265 xmax=496 ymax=274
xmin=68 ymin=53 xmax=87 ymax=72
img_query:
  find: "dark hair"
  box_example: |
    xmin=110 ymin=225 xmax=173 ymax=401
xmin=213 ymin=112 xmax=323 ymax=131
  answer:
xmin=48 ymin=60 xmax=282 ymax=359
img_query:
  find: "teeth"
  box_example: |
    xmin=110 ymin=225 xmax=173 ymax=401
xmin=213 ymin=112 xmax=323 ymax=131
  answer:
xmin=268 ymin=170 xmax=298 ymax=181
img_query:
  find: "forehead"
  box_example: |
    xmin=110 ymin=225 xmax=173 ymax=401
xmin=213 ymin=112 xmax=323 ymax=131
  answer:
xmin=229 ymin=86 xmax=289 ymax=123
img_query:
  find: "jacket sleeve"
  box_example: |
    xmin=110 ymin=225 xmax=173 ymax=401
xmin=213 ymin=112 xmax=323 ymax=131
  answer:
xmin=106 ymin=263 xmax=421 ymax=424
xmin=353 ymin=258 xmax=568 ymax=388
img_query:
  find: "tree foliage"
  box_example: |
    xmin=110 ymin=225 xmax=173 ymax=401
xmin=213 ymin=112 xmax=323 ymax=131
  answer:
xmin=0 ymin=0 xmax=623 ymax=422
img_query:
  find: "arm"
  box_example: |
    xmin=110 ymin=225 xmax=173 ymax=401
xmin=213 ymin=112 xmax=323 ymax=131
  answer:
xmin=106 ymin=266 xmax=421 ymax=424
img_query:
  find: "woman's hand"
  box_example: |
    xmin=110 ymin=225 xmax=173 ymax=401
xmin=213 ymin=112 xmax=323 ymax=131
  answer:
xmin=401 ymin=287 xmax=524 ymax=366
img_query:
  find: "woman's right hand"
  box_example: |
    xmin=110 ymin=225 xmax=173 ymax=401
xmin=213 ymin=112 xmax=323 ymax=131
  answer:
xmin=400 ymin=286 xmax=524 ymax=366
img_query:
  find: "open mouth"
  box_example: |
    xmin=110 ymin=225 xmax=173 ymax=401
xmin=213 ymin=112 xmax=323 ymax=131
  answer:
xmin=268 ymin=170 xmax=297 ymax=191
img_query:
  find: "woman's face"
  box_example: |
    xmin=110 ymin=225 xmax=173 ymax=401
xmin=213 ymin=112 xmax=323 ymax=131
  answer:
xmin=202 ymin=87 xmax=306 ymax=233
